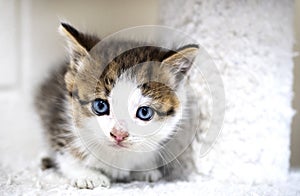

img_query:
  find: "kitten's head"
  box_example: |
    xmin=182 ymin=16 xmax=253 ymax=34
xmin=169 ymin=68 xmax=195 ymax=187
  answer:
xmin=60 ymin=23 xmax=198 ymax=152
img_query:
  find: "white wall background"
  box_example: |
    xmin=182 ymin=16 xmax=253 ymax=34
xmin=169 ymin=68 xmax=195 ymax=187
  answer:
xmin=0 ymin=0 xmax=158 ymax=169
xmin=0 ymin=0 xmax=299 ymax=170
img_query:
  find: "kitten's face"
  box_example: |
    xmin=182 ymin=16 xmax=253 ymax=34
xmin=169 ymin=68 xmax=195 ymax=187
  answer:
xmin=91 ymin=66 xmax=182 ymax=151
xmin=70 ymin=59 xmax=184 ymax=152
xmin=60 ymin=23 xmax=198 ymax=153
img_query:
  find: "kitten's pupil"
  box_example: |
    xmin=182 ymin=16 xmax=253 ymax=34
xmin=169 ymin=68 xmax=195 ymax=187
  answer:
xmin=92 ymin=99 xmax=109 ymax=115
xmin=136 ymin=106 xmax=154 ymax=121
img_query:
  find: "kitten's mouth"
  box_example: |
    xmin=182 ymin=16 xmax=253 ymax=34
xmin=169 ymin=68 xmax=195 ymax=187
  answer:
xmin=110 ymin=141 xmax=128 ymax=148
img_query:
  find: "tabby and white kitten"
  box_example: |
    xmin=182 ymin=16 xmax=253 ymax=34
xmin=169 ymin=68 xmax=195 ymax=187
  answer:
xmin=35 ymin=23 xmax=199 ymax=189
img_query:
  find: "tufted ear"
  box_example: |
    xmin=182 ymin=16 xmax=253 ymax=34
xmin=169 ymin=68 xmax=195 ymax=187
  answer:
xmin=59 ymin=22 xmax=100 ymax=71
xmin=162 ymin=44 xmax=199 ymax=75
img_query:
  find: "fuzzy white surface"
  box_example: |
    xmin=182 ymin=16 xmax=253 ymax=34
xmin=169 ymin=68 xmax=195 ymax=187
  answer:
xmin=1 ymin=164 xmax=300 ymax=196
xmin=160 ymin=0 xmax=295 ymax=183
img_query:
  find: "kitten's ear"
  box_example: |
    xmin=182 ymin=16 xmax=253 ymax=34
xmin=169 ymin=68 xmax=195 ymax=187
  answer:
xmin=59 ymin=22 xmax=100 ymax=71
xmin=162 ymin=44 xmax=199 ymax=74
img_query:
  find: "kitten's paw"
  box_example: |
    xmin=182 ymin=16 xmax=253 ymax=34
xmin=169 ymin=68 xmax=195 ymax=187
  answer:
xmin=71 ymin=174 xmax=110 ymax=189
xmin=144 ymin=170 xmax=162 ymax=182
xmin=133 ymin=169 xmax=162 ymax=182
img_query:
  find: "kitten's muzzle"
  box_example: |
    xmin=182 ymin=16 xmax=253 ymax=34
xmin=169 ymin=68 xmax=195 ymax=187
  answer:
xmin=110 ymin=128 xmax=129 ymax=143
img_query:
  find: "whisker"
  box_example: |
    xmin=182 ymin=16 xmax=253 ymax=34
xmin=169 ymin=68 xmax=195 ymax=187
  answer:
xmin=147 ymin=138 xmax=184 ymax=174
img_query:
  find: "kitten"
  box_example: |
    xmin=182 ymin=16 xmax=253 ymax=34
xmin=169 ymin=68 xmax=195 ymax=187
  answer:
xmin=35 ymin=23 xmax=199 ymax=189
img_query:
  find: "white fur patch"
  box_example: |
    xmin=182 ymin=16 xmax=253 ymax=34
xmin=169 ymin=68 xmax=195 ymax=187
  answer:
xmin=56 ymin=152 xmax=110 ymax=189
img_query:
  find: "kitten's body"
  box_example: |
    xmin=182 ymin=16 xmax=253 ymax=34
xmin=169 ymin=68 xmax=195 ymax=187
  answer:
xmin=35 ymin=23 xmax=199 ymax=189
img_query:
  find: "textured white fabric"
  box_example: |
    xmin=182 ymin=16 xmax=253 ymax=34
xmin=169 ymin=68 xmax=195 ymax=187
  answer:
xmin=160 ymin=0 xmax=295 ymax=183
xmin=1 ymin=165 xmax=300 ymax=195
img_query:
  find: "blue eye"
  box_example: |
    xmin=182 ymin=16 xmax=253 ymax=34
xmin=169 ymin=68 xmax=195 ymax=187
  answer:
xmin=136 ymin=106 xmax=154 ymax=121
xmin=92 ymin=99 xmax=109 ymax=115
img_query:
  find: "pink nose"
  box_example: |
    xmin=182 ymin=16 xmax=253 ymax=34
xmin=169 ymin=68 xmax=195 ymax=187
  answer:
xmin=110 ymin=128 xmax=129 ymax=143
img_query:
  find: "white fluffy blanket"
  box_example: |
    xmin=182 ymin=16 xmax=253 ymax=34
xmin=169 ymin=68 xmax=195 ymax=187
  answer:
xmin=1 ymin=165 xmax=299 ymax=195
